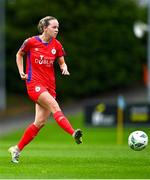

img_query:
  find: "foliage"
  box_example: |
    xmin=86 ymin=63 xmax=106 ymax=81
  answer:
xmin=5 ymin=0 xmax=147 ymax=99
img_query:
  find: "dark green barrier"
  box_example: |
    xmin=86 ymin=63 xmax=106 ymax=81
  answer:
xmin=85 ymin=102 xmax=150 ymax=127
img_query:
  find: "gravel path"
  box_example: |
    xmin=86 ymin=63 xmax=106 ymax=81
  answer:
xmin=0 ymin=86 xmax=147 ymax=136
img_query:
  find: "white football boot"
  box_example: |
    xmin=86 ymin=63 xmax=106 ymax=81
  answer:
xmin=8 ymin=145 xmax=20 ymax=163
xmin=73 ymin=129 xmax=83 ymax=144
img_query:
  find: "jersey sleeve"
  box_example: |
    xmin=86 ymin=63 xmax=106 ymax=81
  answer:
xmin=19 ymin=38 xmax=31 ymax=53
xmin=56 ymin=40 xmax=66 ymax=57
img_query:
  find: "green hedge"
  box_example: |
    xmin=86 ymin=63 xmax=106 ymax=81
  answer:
xmin=6 ymin=0 xmax=147 ymax=99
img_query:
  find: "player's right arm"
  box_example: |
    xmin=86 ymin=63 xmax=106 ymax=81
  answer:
xmin=16 ymin=50 xmax=28 ymax=80
xmin=16 ymin=38 xmax=31 ymax=80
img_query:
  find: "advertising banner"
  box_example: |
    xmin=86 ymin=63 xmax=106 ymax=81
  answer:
xmin=85 ymin=103 xmax=117 ymax=126
xmin=85 ymin=102 xmax=150 ymax=127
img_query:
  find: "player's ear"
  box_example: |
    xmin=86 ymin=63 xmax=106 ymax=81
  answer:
xmin=43 ymin=26 xmax=48 ymax=32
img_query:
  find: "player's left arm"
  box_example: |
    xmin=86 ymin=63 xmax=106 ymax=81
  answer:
xmin=58 ymin=56 xmax=70 ymax=75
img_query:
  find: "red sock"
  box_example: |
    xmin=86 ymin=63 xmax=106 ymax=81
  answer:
xmin=17 ymin=123 xmax=40 ymax=151
xmin=53 ymin=111 xmax=74 ymax=135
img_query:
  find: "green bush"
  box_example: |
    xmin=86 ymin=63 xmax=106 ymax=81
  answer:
xmin=6 ymin=0 xmax=147 ymax=99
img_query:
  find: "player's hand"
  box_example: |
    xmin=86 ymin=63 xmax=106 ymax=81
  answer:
xmin=60 ymin=63 xmax=70 ymax=75
xmin=20 ymin=72 xmax=28 ymax=80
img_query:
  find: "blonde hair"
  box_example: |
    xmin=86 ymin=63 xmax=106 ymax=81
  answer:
xmin=37 ymin=16 xmax=57 ymax=33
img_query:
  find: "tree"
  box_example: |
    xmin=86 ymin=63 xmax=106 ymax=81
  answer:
xmin=5 ymin=0 xmax=147 ymax=99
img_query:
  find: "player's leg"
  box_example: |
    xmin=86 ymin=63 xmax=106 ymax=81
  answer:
xmin=17 ymin=103 xmax=50 ymax=151
xmin=8 ymin=104 xmax=50 ymax=163
xmin=37 ymin=91 xmax=83 ymax=144
xmin=34 ymin=103 xmax=51 ymax=128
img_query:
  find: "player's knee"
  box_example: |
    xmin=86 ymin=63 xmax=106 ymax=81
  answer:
xmin=50 ymin=102 xmax=61 ymax=113
xmin=34 ymin=119 xmax=46 ymax=129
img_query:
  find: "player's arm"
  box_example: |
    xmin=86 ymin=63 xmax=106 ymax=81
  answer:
xmin=16 ymin=50 xmax=28 ymax=80
xmin=58 ymin=56 xmax=70 ymax=75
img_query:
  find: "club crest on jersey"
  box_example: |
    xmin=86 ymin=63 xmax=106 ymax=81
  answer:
xmin=35 ymin=86 xmax=41 ymax=92
xmin=51 ymin=48 xmax=56 ymax=55
xmin=35 ymin=48 xmax=39 ymax=51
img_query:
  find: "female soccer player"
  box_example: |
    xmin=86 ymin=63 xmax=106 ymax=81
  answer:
xmin=8 ymin=16 xmax=83 ymax=163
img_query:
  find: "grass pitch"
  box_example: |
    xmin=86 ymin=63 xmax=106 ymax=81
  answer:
xmin=0 ymin=113 xmax=150 ymax=179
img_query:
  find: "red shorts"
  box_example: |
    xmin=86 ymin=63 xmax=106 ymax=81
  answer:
xmin=26 ymin=82 xmax=56 ymax=102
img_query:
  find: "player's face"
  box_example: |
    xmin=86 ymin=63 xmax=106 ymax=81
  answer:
xmin=45 ymin=19 xmax=59 ymax=38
